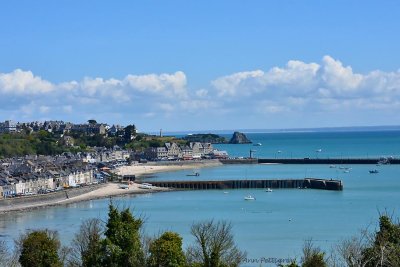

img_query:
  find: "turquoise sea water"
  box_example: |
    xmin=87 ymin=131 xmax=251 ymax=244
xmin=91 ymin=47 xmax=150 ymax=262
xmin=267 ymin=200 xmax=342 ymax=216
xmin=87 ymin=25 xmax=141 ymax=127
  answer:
xmin=1 ymin=131 xmax=400 ymax=266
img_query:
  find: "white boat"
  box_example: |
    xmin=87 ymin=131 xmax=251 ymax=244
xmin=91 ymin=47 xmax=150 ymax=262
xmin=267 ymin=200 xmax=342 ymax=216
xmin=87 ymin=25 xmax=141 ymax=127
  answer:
xmin=139 ymin=183 xmax=153 ymax=189
xmin=244 ymin=195 xmax=255 ymax=200
xmin=265 ymin=188 xmax=273 ymax=192
xmin=369 ymin=169 xmax=379 ymax=174
xmin=329 ymin=165 xmax=336 ymax=168
xmin=119 ymin=184 xmax=129 ymax=189
xmin=253 ymin=143 xmax=262 ymax=146
xmin=316 ymin=148 xmax=322 ymax=152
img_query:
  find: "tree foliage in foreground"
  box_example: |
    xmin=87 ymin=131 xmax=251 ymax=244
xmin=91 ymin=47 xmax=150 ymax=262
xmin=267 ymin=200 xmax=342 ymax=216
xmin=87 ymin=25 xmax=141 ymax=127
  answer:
xmin=186 ymin=220 xmax=246 ymax=267
xmin=102 ymin=203 xmax=145 ymax=267
xmin=362 ymin=215 xmax=400 ymax=267
xmin=19 ymin=229 xmax=62 ymax=267
xmin=69 ymin=218 xmax=103 ymax=267
xmin=148 ymin=231 xmax=186 ymax=267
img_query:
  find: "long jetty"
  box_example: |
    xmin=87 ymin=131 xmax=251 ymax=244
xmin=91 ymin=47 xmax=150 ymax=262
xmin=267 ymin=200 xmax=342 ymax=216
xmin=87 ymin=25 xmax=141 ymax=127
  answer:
xmin=144 ymin=178 xmax=343 ymax=191
xmin=258 ymin=158 xmax=400 ymax=164
xmin=220 ymin=158 xmax=399 ymax=164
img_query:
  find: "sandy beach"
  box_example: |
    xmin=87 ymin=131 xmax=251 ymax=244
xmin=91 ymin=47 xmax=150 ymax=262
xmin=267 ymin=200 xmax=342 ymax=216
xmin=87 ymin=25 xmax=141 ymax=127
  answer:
xmin=0 ymin=160 xmax=222 ymax=214
xmin=0 ymin=183 xmax=170 ymax=214
xmin=114 ymin=159 xmax=223 ymax=177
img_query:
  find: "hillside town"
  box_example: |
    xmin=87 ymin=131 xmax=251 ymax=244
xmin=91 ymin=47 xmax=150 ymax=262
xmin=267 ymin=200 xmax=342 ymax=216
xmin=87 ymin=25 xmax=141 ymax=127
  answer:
xmin=0 ymin=119 xmax=228 ymax=199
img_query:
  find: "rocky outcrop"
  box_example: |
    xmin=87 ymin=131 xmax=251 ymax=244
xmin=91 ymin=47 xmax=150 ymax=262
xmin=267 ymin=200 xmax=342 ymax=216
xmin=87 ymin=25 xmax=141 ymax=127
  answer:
xmin=228 ymin=132 xmax=252 ymax=144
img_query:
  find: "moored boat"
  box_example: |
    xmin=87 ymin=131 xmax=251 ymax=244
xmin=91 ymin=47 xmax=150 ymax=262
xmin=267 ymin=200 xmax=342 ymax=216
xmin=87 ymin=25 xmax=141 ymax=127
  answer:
xmin=139 ymin=183 xmax=153 ymax=189
xmin=244 ymin=195 xmax=255 ymax=200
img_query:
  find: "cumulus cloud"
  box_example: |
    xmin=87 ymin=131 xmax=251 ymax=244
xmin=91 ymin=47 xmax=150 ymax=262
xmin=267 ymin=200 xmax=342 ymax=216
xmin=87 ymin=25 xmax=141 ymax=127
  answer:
xmin=124 ymin=71 xmax=187 ymax=98
xmin=212 ymin=70 xmax=264 ymax=97
xmin=0 ymin=69 xmax=192 ymax=123
xmin=0 ymin=69 xmax=54 ymax=94
xmin=1 ymin=56 xmax=400 ymax=128
xmin=212 ymin=55 xmax=400 ymax=115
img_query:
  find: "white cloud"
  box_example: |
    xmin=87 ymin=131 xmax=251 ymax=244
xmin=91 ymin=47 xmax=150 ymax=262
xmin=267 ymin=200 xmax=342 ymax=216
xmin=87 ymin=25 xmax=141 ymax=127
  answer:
xmin=1 ymin=58 xmax=400 ymax=128
xmin=319 ymin=56 xmax=363 ymax=96
xmin=212 ymin=55 xmax=400 ymax=115
xmin=212 ymin=70 xmax=264 ymax=97
xmin=124 ymin=71 xmax=187 ymax=98
xmin=0 ymin=69 xmax=54 ymax=94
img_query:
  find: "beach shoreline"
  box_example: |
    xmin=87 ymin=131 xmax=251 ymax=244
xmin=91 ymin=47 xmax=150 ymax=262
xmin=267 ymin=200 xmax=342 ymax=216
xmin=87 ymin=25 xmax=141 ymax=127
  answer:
xmin=0 ymin=160 xmax=222 ymax=214
xmin=114 ymin=159 xmax=223 ymax=178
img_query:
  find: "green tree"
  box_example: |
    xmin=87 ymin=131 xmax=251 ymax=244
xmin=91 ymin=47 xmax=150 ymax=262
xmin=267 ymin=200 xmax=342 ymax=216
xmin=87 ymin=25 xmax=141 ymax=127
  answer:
xmin=300 ymin=239 xmax=327 ymax=267
xmin=124 ymin=125 xmax=137 ymax=141
xmin=102 ymin=203 xmax=145 ymax=267
xmin=148 ymin=231 xmax=186 ymax=267
xmin=186 ymin=220 xmax=246 ymax=267
xmin=279 ymin=261 xmax=300 ymax=267
xmin=362 ymin=215 xmax=400 ymax=267
xmin=19 ymin=230 xmax=62 ymax=267
xmin=70 ymin=218 xmax=103 ymax=267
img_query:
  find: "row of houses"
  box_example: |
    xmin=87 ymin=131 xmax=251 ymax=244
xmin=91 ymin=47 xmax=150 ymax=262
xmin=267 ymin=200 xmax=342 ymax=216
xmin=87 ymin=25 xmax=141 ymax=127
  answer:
xmin=1 ymin=120 xmax=134 ymax=138
xmin=0 ymin=120 xmax=17 ymax=133
xmin=144 ymin=142 xmax=228 ymax=160
xmin=0 ymin=156 xmax=99 ymax=199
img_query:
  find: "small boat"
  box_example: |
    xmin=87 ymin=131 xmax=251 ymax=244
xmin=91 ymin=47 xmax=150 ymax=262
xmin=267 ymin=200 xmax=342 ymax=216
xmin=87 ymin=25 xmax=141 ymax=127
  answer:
xmin=369 ymin=169 xmax=379 ymax=174
xmin=329 ymin=165 xmax=336 ymax=168
xmin=223 ymin=191 xmax=229 ymax=194
xmin=244 ymin=195 xmax=255 ymax=200
xmin=265 ymin=188 xmax=273 ymax=192
xmin=343 ymin=170 xmax=350 ymax=173
xmin=119 ymin=184 xmax=129 ymax=189
xmin=186 ymin=172 xmax=200 ymax=177
xmin=139 ymin=183 xmax=153 ymax=189
xmin=316 ymin=149 xmax=322 ymax=152
xmin=253 ymin=143 xmax=262 ymax=146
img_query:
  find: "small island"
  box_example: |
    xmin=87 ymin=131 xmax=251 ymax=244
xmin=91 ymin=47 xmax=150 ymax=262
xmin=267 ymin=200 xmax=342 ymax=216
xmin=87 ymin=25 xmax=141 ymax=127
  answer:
xmin=228 ymin=132 xmax=252 ymax=144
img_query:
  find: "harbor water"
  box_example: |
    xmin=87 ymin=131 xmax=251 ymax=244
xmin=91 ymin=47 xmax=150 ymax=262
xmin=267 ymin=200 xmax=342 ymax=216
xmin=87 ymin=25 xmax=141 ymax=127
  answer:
xmin=1 ymin=131 xmax=400 ymax=265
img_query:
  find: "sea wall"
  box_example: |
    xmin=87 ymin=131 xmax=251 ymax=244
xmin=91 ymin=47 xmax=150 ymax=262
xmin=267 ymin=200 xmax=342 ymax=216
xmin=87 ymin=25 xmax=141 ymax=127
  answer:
xmin=144 ymin=178 xmax=343 ymax=191
xmin=0 ymin=184 xmax=105 ymax=209
xmin=220 ymin=158 xmax=258 ymax=164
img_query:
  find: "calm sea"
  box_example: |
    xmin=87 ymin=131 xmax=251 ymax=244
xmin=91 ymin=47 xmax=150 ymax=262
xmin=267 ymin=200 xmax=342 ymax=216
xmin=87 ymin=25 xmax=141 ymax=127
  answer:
xmin=1 ymin=131 xmax=399 ymax=266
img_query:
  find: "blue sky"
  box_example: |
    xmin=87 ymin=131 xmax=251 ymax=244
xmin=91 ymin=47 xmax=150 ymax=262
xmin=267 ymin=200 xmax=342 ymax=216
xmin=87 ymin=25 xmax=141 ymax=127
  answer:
xmin=1 ymin=1 xmax=400 ymax=132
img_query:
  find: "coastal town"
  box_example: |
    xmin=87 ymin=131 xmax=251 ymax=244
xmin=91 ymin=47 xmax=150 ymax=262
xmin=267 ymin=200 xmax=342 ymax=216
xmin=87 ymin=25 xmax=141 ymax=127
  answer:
xmin=0 ymin=119 xmax=229 ymax=199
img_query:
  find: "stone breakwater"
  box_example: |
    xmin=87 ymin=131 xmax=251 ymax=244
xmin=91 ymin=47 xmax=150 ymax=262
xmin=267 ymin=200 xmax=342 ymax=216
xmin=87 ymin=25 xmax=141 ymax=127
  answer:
xmin=140 ymin=178 xmax=343 ymax=191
